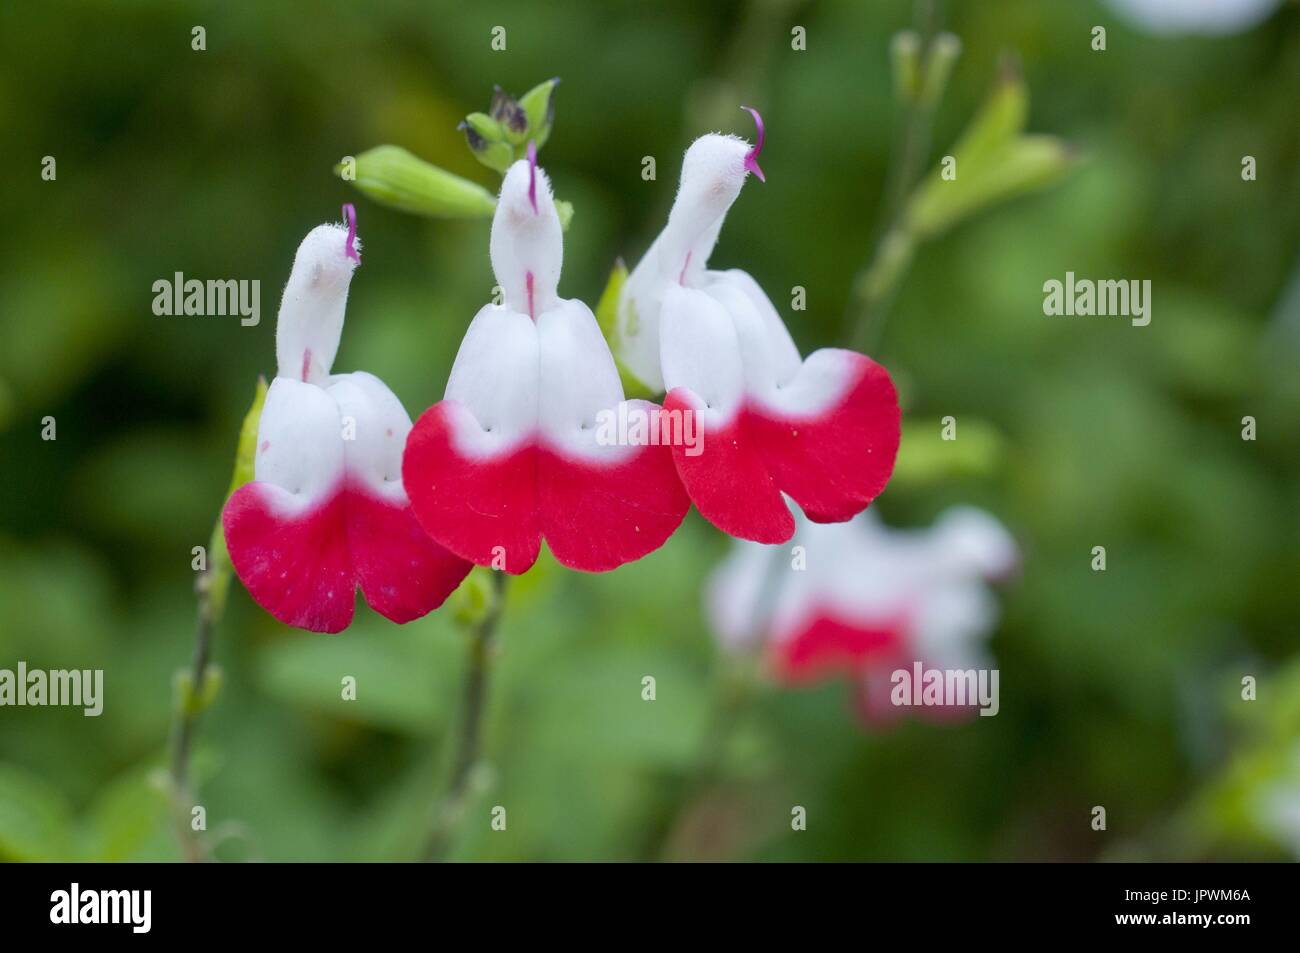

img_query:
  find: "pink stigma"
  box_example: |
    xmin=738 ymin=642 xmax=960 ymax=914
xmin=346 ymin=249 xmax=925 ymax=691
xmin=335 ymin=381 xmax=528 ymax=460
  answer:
xmin=741 ymin=106 xmax=766 ymax=183
xmin=342 ymin=203 xmax=359 ymax=262
xmin=527 ymin=140 xmax=538 ymax=213
xmin=526 ymin=271 xmax=535 ymax=320
xmin=301 ymin=348 xmax=312 ymax=383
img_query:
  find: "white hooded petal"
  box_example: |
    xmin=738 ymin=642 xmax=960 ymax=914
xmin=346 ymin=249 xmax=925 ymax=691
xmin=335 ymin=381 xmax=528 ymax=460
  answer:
xmin=490 ymin=157 xmax=563 ymax=319
xmin=442 ymin=303 xmax=541 ymax=456
xmin=619 ymin=133 xmax=756 ymax=391
xmin=252 ymin=377 xmax=345 ymax=510
xmin=326 ymin=371 xmax=412 ymax=504
xmin=275 ymin=222 xmax=359 ymax=385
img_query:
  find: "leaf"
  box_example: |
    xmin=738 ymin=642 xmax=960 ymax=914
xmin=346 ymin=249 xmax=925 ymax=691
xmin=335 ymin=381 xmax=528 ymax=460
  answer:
xmin=81 ymin=767 xmax=173 ymax=862
xmin=209 ymin=376 xmax=267 ymax=621
xmin=594 ymin=260 xmax=655 ymax=398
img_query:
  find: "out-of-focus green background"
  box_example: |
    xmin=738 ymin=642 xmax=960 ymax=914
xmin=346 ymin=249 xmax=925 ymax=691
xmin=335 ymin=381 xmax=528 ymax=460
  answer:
xmin=1 ymin=0 xmax=1298 ymax=861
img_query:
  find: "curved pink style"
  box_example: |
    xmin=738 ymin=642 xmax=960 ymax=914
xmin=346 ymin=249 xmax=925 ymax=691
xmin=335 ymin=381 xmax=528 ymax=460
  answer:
xmin=741 ymin=106 xmax=766 ymax=182
xmin=342 ymin=203 xmax=359 ymax=262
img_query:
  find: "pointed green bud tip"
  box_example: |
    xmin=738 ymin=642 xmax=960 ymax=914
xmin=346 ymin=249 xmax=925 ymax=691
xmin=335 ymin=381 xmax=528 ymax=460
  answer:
xmin=918 ymin=32 xmax=962 ymax=107
xmin=490 ymin=85 xmax=529 ymax=144
xmin=519 ymin=77 xmax=560 ymax=150
xmin=890 ymin=30 xmax=921 ymax=102
xmin=339 ymin=145 xmax=497 ymax=219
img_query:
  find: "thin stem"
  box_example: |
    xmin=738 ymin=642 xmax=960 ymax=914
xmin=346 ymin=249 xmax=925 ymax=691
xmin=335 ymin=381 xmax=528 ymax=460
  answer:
xmin=850 ymin=0 xmax=943 ymax=351
xmin=423 ymin=570 xmax=509 ymax=862
xmin=169 ymin=570 xmax=216 ymax=863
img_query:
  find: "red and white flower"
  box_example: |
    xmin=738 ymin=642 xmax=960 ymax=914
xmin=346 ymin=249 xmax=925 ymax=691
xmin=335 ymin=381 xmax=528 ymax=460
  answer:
xmin=403 ymin=148 xmax=690 ymax=574
xmin=223 ymin=207 xmax=471 ymax=633
xmin=616 ymin=110 xmax=901 ymax=544
xmin=707 ymin=505 xmax=1017 ymax=725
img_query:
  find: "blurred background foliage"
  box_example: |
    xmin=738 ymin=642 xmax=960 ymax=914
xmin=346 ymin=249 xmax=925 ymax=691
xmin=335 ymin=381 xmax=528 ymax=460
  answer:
xmin=0 ymin=0 xmax=1297 ymax=861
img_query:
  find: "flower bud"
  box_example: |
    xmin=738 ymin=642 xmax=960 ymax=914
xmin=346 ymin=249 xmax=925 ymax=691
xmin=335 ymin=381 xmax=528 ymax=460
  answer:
xmin=339 ymin=145 xmax=497 ymax=218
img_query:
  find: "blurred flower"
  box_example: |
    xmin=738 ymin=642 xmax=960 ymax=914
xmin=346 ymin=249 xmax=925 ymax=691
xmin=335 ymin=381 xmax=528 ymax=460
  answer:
xmin=707 ymin=505 xmax=1017 ymax=725
xmin=615 ymin=111 xmax=901 ymax=544
xmin=223 ymin=206 xmax=471 ymax=633
xmin=403 ymin=147 xmax=689 ymax=574
xmin=1257 ymin=746 xmax=1300 ymax=858
xmin=1104 ymin=0 xmax=1281 ymax=35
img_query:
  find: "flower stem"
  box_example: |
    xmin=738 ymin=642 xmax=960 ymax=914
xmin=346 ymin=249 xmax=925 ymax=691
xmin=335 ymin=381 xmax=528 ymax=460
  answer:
xmin=850 ymin=0 xmax=943 ymax=351
xmin=424 ymin=570 xmax=509 ymax=861
xmin=169 ymin=570 xmax=217 ymax=863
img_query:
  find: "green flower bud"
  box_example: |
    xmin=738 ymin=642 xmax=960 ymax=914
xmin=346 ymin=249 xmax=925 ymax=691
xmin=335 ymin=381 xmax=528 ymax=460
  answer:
xmin=337 ymin=145 xmax=497 ymax=218
xmin=890 ymin=30 xmax=921 ymax=103
xmin=489 ymin=86 xmax=529 ymax=145
xmin=918 ymin=32 xmax=961 ymax=107
xmin=460 ymin=113 xmax=516 ymax=174
xmin=463 ymin=111 xmax=506 ymax=146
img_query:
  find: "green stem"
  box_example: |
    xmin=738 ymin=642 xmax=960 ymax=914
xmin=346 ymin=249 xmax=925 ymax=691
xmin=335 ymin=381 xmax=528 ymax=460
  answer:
xmin=423 ymin=570 xmax=509 ymax=862
xmin=169 ymin=570 xmax=216 ymax=863
xmin=850 ymin=0 xmax=943 ymax=351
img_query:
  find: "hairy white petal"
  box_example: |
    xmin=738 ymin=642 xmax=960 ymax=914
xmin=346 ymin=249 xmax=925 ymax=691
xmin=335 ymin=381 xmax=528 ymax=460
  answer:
xmin=275 ymin=223 xmax=358 ymax=385
xmin=490 ymin=159 xmax=563 ymax=319
xmin=618 ymin=134 xmax=756 ymax=392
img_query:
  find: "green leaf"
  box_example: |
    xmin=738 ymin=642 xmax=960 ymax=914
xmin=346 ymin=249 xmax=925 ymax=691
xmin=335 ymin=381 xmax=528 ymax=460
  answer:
xmin=339 ymin=146 xmax=497 ymax=219
xmin=209 ymin=376 xmax=267 ymax=622
xmin=906 ymin=61 xmax=1077 ymax=241
xmin=81 ymin=767 xmax=172 ymax=862
xmin=594 ymin=260 xmax=655 ymax=398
